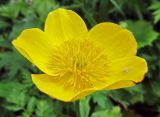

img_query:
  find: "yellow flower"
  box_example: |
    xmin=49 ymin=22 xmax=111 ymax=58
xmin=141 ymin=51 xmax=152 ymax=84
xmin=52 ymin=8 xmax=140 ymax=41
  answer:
xmin=12 ymin=8 xmax=148 ymax=102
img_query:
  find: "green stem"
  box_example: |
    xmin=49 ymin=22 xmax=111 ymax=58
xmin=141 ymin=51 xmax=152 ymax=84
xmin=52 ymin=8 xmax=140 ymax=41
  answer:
xmin=74 ymin=101 xmax=80 ymax=117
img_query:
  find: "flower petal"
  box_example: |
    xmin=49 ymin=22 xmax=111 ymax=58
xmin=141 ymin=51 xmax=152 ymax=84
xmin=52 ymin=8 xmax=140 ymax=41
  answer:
xmin=12 ymin=28 xmax=56 ymax=76
xmin=31 ymin=74 xmax=95 ymax=102
xmin=87 ymin=22 xmax=137 ymax=59
xmin=104 ymin=80 xmax=136 ymax=90
xmin=45 ymin=8 xmax=88 ymax=43
xmin=103 ymin=56 xmax=147 ymax=89
xmin=32 ymin=55 xmax=147 ymax=101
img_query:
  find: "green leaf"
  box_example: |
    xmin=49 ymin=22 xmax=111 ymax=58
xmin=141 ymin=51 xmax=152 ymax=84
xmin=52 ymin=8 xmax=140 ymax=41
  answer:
xmin=149 ymin=2 xmax=160 ymax=23
xmin=79 ymin=97 xmax=91 ymax=117
xmin=0 ymin=0 xmax=32 ymax=19
xmin=0 ymin=82 xmax=27 ymax=98
xmin=91 ymin=106 xmax=122 ymax=117
xmin=120 ymin=20 xmax=159 ymax=49
xmin=31 ymin=0 xmax=59 ymax=21
xmin=0 ymin=82 xmax=29 ymax=111
xmin=109 ymin=85 xmax=144 ymax=108
xmin=0 ymin=5 xmax=18 ymax=18
xmin=151 ymin=81 xmax=160 ymax=96
xmin=92 ymin=91 xmax=113 ymax=109
xmin=5 ymin=93 xmax=27 ymax=111
xmin=20 ymin=96 xmax=37 ymax=117
xmin=0 ymin=51 xmax=30 ymax=79
xmin=36 ymin=100 xmax=56 ymax=117
xmin=26 ymin=97 xmax=37 ymax=114
xmin=0 ymin=19 xmax=9 ymax=29
xmin=110 ymin=0 xmax=125 ymax=17
xmin=10 ymin=16 xmax=42 ymax=40
xmin=124 ymin=85 xmax=144 ymax=104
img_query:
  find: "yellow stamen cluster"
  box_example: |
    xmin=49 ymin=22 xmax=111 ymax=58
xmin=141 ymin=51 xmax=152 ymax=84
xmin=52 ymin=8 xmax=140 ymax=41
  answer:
xmin=47 ymin=39 xmax=110 ymax=91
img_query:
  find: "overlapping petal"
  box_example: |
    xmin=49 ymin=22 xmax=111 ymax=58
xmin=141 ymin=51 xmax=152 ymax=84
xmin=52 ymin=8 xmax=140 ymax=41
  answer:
xmin=45 ymin=8 xmax=88 ymax=43
xmin=103 ymin=56 xmax=147 ymax=90
xmin=31 ymin=56 xmax=147 ymax=102
xmin=12 ymin=8 xmax=89 ymax=76
xmin=12 ymin=28 xmax=56 ymax=76
xmin=31 ymin=74 xmax=96 ymax=102
xmin=87 ymin=22 xmax=137 ymax=59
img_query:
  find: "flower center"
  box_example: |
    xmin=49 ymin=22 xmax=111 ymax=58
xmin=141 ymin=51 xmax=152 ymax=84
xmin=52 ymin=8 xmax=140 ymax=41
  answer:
xmin=47 ymin=39 xmax=109 ymax=90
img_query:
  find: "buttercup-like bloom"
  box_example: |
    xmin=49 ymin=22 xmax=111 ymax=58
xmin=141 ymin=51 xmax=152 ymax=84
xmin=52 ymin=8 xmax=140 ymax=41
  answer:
xmin=12 ymin=8 xmax=148 ymax=102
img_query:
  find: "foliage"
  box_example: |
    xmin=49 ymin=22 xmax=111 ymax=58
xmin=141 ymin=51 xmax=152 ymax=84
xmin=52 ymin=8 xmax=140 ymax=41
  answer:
xmin=149 ymin=1 xmax=160 ymax=24
xmin=0 ymin=0 xmax=160 ymax=117
xmin=120 ymin=20 xmax=159 ymax=49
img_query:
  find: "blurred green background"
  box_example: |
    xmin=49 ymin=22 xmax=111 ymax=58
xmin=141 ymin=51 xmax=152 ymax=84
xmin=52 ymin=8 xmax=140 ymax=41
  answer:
xmin=0 ymin=0 xmax=160 ymax=117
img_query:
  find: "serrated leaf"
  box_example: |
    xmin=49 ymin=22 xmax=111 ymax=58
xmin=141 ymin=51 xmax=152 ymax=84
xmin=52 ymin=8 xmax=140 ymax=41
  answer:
xmin=91 ymin=106 xmax=122 ymax=117
xmin=10 ymin=16 xmax=42 ymax=40
xmin=5 ymin=104 xmax=23 ymax=111
xmin=120 ymin=20 xmax=159 ymax=49
xmin=149 ymin=2 xmax=160 ymax=23
xmin=110 ymin=85 xmax=144 ymax=107
xmin=36 ymin=100 xmax=56 ymax=117
xmin=0 ymin=82 xmax=27 ymax=98
xmin=92 ymin=91 xmax=113 ymax=109
xmin=0 ymin=82 xmax=29 ymax=111
xmin=0 ymin=51 xmax=30 ymax=79
xmin=0 ymin=3 xmax=20 ymax=18
xmin=31 ymin=0 xmax=59 ymax=21
xmin=27 ymin=97 xmax=37 ymax=114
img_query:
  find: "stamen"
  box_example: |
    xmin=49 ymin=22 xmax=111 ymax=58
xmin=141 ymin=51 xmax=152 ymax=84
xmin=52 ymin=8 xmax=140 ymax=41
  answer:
xmin=47 ymin=39 xmax=109 ymax=91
